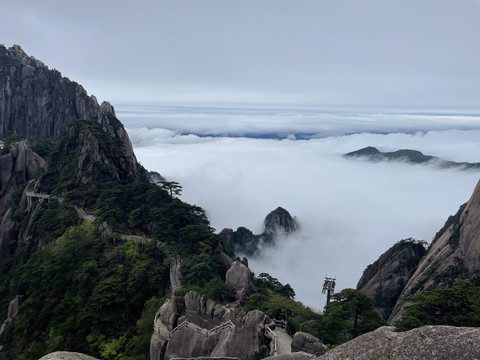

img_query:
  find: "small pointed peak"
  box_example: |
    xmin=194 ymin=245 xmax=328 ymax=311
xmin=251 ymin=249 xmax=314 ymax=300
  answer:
xmin=100 ymin=101 xmax=116 ymax=117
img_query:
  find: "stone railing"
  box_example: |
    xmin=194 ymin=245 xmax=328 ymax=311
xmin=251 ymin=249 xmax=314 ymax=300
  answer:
xmin=170 ymin=320 xmax=235 ymax=338
xmin=265 ymin=325 xmax=277 ymax=356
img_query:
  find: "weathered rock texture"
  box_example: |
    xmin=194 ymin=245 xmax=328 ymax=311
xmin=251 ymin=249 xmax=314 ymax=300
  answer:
xmin=264 ymin=352 xmax=316 ymax=360
xmin=221 ymin=207 xmax=298 ymax=257
xmin=0 ymin=141 xmax=45 ymax=217
xmin=225 ymin=261 xmax=257 ymax=303
xmin=264 ymin=207 xmax=298 ymax=235
xmin=291 ymin=332 xmax=326 ymax=356
xmin=38 ymin=352 xmax=100 ymax=360
xmin=320 ymin=325 xmax=480 ymax=360
xmin=389 ymin=179 xmax=480 ymax=324
xmin=0 ymin=44 xmax=141 ymax=181
xmin=151 ymin=291 xmax=272 ymax=360
xmin=0 ymin=295 xmax=21 ymax=339
xmin=0 ymin=142 xmax=45 ymax=262
xmin=356 ymin=238 xmax=426 ymax=319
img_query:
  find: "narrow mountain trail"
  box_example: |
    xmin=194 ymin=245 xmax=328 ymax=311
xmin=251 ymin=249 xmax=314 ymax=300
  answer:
xmin=274 ymin=327 xmax=292 ymax=355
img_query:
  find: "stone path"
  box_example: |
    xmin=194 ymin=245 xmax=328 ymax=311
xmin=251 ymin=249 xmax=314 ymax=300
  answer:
xmin=274 ymin=327 xmax=292 ymax=355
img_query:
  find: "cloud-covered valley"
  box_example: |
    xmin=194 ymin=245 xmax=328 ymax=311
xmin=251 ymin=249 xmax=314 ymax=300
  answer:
xmin=121 ymin=107 xmax=480 ymax=310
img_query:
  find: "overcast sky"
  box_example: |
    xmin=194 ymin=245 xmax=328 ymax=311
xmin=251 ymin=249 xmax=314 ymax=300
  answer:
xmin=2 ymin=0 xmax=480 ymax=109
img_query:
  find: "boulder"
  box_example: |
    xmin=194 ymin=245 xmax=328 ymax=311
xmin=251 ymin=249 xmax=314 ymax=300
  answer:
xmin=291 ymin=332 xmax=326 ymax=356
xmin=151 ymin=291 xmax=271 ymax=360
xmin=225 ymin=261 xmax=256 ymax=303
xmin=264 ymin=352 xmax=316 ymax=360
xmin=38 ymin=352 xmax=100 ymax=360
xmin=320 ymin=325 xmax=480 ymax=360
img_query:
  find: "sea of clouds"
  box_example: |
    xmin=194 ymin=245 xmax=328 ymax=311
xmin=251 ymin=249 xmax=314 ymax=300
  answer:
xmin=119 ymin=105 xmax=480 ymax=310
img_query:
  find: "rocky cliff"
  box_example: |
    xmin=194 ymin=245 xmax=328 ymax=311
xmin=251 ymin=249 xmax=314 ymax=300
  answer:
xmin=356 ymin=238 xmax=426 ymax=319
xmin=389 ymin=179 xmax=480 ymax=324
xmin=0 ymin=44 xmax=140 ymax=179
xmin=221 ymin=207 xmax=298 ymax=257
xmin=151 ymin=290 xmax=271 ymax=360
xmin=0 ymin=141 xmax=45 ymax=262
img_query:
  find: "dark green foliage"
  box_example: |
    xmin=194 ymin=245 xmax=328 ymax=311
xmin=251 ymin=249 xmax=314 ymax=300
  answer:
xmin=245 ymin=272 xmax=316 ymax=337
xmin=0 ymin=222 xmax=169 ymax=360
xmin=0 ymin=134 xmax=26 ymax=155
xmin=321 ymin=289 xmax=387 ymax=345
xmin=30 ymin=140 xmax=55 ymax=159
xmin=395 ymin=280 xmax=480 ymax=332
xmin=201 ymin=277 xmax=236 ymax=303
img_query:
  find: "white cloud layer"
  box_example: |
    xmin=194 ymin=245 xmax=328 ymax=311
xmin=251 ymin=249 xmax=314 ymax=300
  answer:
xmin=126 ymin=109 xmax=480 ymax=309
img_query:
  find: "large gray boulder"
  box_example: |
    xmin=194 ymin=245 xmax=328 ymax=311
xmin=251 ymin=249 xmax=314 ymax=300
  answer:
xmin=264 ymin=352 xmax=316 ymax=360
xmin=38 ymin=352 xmax=100 ymax=360
xmin=225 ymin=261 xmax=256 ymax=303
xmin=320 ymin=325 xmax=480 ymax=360
xmin=151 ymin=291 xmax=271 ymax=360
xmin=291 ymin=332 xmax=326 ymax=356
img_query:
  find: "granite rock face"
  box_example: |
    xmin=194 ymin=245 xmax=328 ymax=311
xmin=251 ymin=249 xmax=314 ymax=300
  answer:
xmin=264 ymin=207 xmax=298 ymax=235
xmin=38 ymin=352 xmax=100 ymax=360
xmin=0 ymin=141 xmax=45 ymax=262
xmin=221 ymin=207 xmax=298 ymax=257
xmin=320 ymin=325 xmax=480 ymax=360
xmin=389 ymin=179 xmax=480 ymax=324
xmin=0 ymin=44 xmax=141 ymax=181
xmin=291 ymin=332 xmax=326 ymax=356
xmin=225 ymin=261 xmax=257 ymax=303
xmin=356 ymin=238 xmax=426 ymax=319
xmin=151 ymin=291 xmax=272 ymax=360
xmin=2 ymin=45 xmax=104 ymax=140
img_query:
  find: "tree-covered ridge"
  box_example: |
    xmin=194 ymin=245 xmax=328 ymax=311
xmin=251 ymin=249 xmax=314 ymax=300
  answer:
xmin=0 ymin=121 xmax=227 ymax=359
xmin=344 ymin=146 xmax=480 ymax=170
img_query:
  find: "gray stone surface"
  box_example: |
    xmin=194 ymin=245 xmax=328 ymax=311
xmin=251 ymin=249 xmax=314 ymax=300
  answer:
xmin=320 ymin=325 xmax=480 ymax=360
xmin=264 ymin=351 xmax=316 ymax=360
xmin=291 ymin=332 xmax=326 ymax=356
xmin=151 ymin=291 xmax=271 ymax=360
xmin=38 ymin=352 xmax=100 ymax=360
xmin=356 ymin=238 xmax=426 ymax=319
xmin=225 ymin=261 xmax=256 ymax=303
xmin=389 ymin=179 xmax=480 ymax=324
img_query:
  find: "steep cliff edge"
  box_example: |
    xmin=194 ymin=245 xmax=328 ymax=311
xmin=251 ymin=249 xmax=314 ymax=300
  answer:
xmin=221 ymin=207 xmax=298 ymax=257
xmin=389 ymin=179 xmax=480 ymax=324
xmin=356 ymin=239 xmax=426 ymax=319
xmin=0 ymin=44 xmax=140 ymax=178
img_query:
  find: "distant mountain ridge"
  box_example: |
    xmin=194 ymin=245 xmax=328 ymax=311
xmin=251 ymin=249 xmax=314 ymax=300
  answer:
xmin=345 ymin=146 xmax=480 ymax=170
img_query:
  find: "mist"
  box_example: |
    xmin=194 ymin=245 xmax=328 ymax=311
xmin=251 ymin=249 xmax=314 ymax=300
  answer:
xmin=121 ymin=107 xmax=480 ymax=310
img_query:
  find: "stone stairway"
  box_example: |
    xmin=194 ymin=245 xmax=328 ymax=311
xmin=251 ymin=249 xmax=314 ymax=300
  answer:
xmin=274 ymin=327 xmax=292 ymax=355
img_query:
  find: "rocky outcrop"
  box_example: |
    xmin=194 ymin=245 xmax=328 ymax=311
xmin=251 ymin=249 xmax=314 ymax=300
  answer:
xmin=291 ymin=332 xmax=326 ymax=356
xmin=320 ymin=326 xmax=480 ymax=360
xmin=38 ymin=352 xmax=100 ymax=360
xmin=389 ymin=179 xmax=480 ymax=324
xmin=264 ymin=207 xmax=298 ymax=235
xmin=225 ymin=261 xmax=256 ymax=303
xmin=221 ymin=207 xmax=298 ymax=257
xmin=264 ymin=352 xmax=316 ymax=360
xmin=0 ymin=44 xmax=142 ymax=181
xmin=0 ymin=141 xmax=45 ymax=217
xmin=151 ymin=291 xmax=272 ymax=360
xmin=0 ymin=295 xmax=22 ymax=339
xmin=356 ymin=238 xmax=426 ymax=319
xmin=0 ymin=141 xmax=45 ymax=262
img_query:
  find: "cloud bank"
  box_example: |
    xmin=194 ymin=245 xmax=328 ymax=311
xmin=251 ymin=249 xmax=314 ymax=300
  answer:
xmin=125 ymin=108 xmax=480 ymax=309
